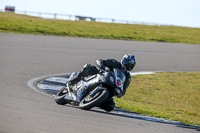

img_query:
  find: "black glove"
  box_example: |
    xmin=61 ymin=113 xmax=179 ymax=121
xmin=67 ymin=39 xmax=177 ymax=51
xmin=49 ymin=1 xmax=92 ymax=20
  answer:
xmin=117 ymin=93 xmax=123 ymax=98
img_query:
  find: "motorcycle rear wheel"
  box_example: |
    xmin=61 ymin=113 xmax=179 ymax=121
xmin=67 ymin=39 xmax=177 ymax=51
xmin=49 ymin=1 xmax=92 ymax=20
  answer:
xmin=54 ymin=87 xmax=68 ymax=105
xmin=79 ymin=89 xmax=109 ymax=110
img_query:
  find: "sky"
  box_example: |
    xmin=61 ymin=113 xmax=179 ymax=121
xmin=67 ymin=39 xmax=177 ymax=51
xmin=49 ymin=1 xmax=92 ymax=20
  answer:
xmin=1 ymin=0 xmax=200 ymax=28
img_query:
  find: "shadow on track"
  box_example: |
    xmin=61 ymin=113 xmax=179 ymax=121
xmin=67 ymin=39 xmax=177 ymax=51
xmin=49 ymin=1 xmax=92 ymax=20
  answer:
xmin=60 ymin=103 xmax=200 ymax=132
xmin=87 ymin=107 xmax=200 ymax=132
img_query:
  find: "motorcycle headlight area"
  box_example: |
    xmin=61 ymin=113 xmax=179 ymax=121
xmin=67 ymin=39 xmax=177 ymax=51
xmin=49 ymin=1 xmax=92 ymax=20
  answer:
xmin=116 ymin=78 xmax=122 ymax=88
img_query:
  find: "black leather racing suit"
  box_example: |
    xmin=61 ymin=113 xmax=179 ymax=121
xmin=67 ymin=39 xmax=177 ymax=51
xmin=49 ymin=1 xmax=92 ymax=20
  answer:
xmin=96 ymin=59 xmax=131 ymax=96
xmin=69 ymin=59 xmax=131 ymax=111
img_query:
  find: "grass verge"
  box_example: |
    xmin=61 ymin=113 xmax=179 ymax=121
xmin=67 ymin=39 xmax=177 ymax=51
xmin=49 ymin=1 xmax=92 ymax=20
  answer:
xmin=114 ymin=72 xmax=200 ymax=126
xmin=0 ymin=12 xmax=200 ymax=44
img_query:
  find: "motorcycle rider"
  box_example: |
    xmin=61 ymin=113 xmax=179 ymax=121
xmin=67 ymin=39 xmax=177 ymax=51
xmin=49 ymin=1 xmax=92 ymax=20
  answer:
xmin=66 ymin=54 xmax=136 ymax=111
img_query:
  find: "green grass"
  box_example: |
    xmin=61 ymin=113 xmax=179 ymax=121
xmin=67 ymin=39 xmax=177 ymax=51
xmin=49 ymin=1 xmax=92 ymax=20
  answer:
xmin=114 ymin=72 xmax=200 ymax=126
xmin=1 ymin=12 xmax=200 ymax=44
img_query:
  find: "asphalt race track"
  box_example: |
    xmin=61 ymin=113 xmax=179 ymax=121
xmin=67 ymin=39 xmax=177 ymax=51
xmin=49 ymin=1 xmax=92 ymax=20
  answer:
xmin=0 ymin=33 xmax=200 ymax=133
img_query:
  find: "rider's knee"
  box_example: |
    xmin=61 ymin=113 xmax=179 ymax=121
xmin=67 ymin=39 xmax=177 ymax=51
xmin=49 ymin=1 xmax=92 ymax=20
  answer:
xmin=99 ymin=99 xmax=115 ymax=112
xmin=81 ymin=64 xmax=99 ymax=76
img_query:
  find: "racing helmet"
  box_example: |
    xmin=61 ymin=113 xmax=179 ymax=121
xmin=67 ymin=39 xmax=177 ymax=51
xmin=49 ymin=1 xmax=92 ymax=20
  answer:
xmin=121 ymin=54 xmax=136 ymax=71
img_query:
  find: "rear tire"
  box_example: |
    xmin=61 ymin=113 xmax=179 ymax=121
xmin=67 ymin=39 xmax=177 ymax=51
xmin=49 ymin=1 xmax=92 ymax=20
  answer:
xmin=55 ymin=87 xmax=68 ymax=105
xmin=79 ymin=89 xmax=109 ymax=110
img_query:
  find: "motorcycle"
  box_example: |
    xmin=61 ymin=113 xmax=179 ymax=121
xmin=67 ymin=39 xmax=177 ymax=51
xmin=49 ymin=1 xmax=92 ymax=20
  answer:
xmin=54 ymin=68 xmax=126 ymax=110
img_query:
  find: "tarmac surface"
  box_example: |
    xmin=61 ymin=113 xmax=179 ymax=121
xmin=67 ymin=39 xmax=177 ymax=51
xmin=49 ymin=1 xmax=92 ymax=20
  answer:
xmin=0 ymin=33 xmax=200 ymax=133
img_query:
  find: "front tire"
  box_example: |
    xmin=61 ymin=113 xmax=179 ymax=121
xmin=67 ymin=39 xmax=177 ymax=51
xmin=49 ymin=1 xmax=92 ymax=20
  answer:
xmin=79 ymin=89 xmax=109 ymax=110
xmin=55 ymin=87 xmax=68 ymax=105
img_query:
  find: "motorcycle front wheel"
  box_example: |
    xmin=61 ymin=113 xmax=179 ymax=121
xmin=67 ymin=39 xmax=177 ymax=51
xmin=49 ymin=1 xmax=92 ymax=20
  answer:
xmin=54 ymin=87 xmax=68 ymax=105
xmin=79 ymin=89 xmax=109 ymax=110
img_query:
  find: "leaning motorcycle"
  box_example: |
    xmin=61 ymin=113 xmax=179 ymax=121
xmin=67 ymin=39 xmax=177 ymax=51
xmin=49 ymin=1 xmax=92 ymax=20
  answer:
xmin=54 ymin=68 xmax=126 ymax=110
